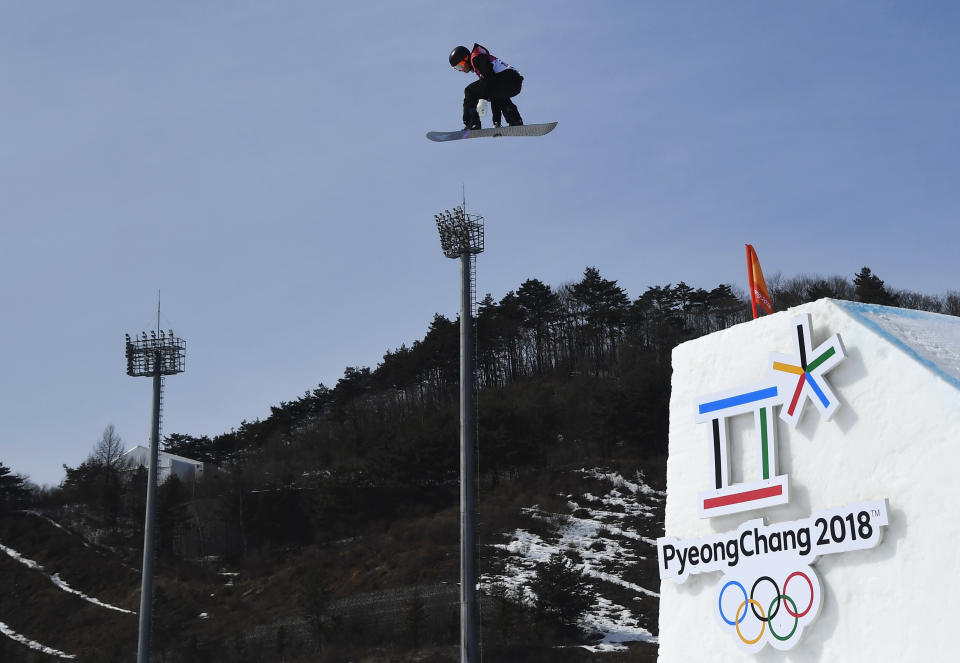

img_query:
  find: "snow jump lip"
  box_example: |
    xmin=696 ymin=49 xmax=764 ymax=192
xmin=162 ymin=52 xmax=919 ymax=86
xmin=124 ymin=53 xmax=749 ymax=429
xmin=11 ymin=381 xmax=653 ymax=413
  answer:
xmin=426 ymin=121 xmax=558 ymax=142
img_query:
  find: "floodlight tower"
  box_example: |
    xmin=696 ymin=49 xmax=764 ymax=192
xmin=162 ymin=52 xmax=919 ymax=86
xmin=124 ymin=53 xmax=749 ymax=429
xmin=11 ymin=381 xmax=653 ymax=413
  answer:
xmin=434 ymin=203 xmax=484 ymax=663
xmin=125 ymin=326 xmax=185 ymax=663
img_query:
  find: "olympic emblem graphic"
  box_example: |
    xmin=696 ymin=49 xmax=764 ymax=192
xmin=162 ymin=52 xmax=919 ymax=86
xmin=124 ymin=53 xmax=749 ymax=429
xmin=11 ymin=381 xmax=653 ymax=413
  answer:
xmin=715 ymin=562 xmax=822 ymax=652
xmin=693 ymin=314 xmax=846 ymax=519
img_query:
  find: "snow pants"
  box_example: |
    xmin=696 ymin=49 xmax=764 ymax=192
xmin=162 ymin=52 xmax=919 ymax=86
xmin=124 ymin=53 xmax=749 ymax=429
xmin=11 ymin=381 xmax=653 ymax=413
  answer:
xmin=463 ymin=69 xmax=524 ymax=125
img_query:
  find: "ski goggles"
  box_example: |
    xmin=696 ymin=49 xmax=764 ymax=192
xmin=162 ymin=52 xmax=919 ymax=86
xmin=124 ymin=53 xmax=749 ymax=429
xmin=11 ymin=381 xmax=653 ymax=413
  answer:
xmin=454 ymin=58 xmax=470 ymax=72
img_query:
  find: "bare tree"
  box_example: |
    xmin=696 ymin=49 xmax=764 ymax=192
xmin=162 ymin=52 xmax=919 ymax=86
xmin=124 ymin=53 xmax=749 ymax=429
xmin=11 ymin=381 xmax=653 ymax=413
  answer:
xmin=945 ymin=292 xmax=960 ymax=317
xmin=91 ymin=424 xmax=125 ymax=470
xmin=894 ymin=290 xmax=944 ymax=313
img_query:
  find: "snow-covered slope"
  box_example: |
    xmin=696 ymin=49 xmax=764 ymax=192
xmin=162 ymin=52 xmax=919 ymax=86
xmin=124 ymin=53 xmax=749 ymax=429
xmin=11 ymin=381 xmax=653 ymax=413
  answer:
xmin=483 ymin=468 xmax=664 ymax=651
xmin=833 ymin=300 xmax=960 ymax=388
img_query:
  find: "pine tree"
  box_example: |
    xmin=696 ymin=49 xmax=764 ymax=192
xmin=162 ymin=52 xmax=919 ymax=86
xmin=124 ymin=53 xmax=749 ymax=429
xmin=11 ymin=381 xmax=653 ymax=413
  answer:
xmin=0 ymin=462 xmax=29 ymax=510
xmin=854 ymin=267 xmax=898 ymax=306
xmin=529 ymin=552 xmax=597 ymax=629
xmin=517 ymin=278 xmax=559 ymax=375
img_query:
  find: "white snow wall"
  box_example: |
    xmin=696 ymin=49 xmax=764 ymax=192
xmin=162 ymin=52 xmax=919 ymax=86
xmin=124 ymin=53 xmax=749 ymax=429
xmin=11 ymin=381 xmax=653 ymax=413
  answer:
xmin=658 ymin=298 xmax=960 ymax=662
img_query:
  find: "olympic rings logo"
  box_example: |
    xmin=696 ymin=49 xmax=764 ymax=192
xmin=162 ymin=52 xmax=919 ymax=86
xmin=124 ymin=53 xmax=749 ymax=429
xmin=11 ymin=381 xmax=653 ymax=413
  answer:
xmin=716 ymin=570 xmax=818 ymax=648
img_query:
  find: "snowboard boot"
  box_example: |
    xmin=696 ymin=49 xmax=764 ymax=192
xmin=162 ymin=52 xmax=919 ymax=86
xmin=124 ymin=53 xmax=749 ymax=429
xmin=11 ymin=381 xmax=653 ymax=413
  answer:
xmin=503 ymin=104 xmax=523 ymax=126
xmin=463 ymin=109 xmax=482 ymax=131
xmin=491 ymin=100 xmax=503 ymax=128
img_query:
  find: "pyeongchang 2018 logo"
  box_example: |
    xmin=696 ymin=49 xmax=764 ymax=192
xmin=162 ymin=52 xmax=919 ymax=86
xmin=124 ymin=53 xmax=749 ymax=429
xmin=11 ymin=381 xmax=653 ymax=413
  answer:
xmin=656 ymin=314 xmax=889 ymax=653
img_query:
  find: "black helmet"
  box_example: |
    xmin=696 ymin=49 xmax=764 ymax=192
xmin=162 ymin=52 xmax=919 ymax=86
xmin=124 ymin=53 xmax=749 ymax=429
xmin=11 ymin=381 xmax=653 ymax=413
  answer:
xmin=449 ymin=45 xmax=471 ymax=70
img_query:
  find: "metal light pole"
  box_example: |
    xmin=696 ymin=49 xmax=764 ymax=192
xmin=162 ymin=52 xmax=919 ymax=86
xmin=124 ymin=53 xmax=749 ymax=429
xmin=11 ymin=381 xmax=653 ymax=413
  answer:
xmin=435 ymin=204 xmax=484 ymax=663
xmin=125 ymin=328 xmax=185 ymax=663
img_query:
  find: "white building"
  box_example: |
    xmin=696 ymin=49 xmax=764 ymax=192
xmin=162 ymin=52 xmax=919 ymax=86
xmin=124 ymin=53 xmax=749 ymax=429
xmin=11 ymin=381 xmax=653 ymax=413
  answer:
xmin=121 ymin=446 xmax=205 ymax=483
xmin=658 ymin=299 xmax=960 ymax=662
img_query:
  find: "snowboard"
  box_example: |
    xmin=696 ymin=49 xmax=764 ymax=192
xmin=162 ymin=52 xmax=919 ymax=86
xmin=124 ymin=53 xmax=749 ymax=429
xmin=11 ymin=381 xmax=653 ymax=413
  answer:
xmin=426 ymin=121 xmax=557 ymax=142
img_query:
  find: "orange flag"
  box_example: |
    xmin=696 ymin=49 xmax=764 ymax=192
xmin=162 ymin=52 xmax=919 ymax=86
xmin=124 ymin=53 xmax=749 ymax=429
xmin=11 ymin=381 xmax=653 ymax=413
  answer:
xmin=746 ymin=244 xmax=773 ymax=319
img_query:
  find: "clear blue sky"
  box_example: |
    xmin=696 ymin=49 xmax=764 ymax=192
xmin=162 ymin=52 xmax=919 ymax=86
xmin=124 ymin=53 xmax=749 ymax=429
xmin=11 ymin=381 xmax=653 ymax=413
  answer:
xmin=2 ymin=1 xmax=958 ymax=487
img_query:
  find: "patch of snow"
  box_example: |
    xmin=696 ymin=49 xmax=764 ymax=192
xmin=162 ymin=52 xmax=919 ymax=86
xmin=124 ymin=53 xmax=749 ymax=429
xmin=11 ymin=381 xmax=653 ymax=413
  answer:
xmin=580 ymin=596 xmax=657 ymax=648
xmin=559 ymin=504 xmax=657 ymax=545
xmin=50 ymin=573 xmax=136 ymax=615
xmin=218 ymin=569 xmax=239 ymax=587
xmin=22 ymin=510 xmax=80 ymax=541
xmin=0 ymin=621 xmax=76 ymax=659
xmin=580 ymin=468 xmax=665 ymax=497
xmin=0 ymin=540 xmax=135 ymax=615
xmin=0 ymin=542 xmax=43 ymax=570
xmin=580 ymin=642 xmax=630 ymax=652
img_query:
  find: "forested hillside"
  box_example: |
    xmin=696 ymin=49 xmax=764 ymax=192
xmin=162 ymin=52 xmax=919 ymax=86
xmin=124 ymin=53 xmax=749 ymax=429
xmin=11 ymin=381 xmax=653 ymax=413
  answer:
xmin=3 ymin=265 xmax=956 ymax=662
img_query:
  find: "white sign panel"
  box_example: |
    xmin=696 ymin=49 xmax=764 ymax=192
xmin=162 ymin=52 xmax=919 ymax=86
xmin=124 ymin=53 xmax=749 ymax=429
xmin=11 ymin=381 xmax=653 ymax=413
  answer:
xmin=657 ymin=315 xmax=890 ymax=653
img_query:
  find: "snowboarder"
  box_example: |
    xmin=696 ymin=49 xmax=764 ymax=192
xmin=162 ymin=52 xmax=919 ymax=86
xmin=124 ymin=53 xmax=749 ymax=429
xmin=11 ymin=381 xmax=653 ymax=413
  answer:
xmin=449 ymin=44 xmax=523 ymax=130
